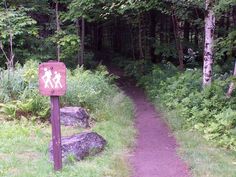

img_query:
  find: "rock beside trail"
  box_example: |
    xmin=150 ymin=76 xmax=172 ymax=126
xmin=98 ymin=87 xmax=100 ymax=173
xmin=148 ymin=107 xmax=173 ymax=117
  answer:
xmin=60 ymin=107 xmax=90 ymax=128
xmin=49 ymin=132 xmax=107 ymax=162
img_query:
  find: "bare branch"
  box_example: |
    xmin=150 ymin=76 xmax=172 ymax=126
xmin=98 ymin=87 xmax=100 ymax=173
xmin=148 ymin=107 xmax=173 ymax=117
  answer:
xmin=0 ymin=40 xmax=10 ymax=62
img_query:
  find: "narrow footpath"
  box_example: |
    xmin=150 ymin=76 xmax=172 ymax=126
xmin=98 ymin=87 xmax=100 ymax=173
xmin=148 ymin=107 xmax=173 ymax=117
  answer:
xmin=111 ymin=67 xmax=190 ymax=177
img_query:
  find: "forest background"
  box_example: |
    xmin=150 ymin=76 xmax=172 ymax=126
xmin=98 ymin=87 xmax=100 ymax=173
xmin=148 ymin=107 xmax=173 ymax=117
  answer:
xmin=0 ymin=0 xmax=236 ymax=176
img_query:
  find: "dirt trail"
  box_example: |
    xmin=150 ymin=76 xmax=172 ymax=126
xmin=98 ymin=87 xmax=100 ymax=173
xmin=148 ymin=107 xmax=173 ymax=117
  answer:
xmin=111 ymin=67 xmax=190 ymax=177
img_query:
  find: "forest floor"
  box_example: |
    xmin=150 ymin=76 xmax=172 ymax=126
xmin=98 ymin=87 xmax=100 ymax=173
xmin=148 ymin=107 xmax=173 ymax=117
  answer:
xmin=110 ymin=67 xmax=190 ymax=177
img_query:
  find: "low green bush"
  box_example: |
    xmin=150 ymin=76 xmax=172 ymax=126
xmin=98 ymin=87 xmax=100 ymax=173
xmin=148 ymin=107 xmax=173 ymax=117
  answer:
xmin=115 ymin=58 xmax=236 ymax=150
xmin=0 ymin=61 xmax=135 ymax=177
xmin=0 ymin=81 xmax=135 ymax=177
xmin=0 ymin=60 xmax=119 ymax=122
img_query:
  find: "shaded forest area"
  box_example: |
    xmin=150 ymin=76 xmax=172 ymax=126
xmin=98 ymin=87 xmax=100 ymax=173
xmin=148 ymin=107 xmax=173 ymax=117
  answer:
xmin=1 ymin=1 xmax=236 ymax=176
xmin=0 ymin=0 xmax=235 ymax=70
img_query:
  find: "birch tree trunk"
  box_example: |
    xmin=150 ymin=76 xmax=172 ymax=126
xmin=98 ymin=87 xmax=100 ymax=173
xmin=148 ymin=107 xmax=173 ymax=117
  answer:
xmin=226 ymin=61 xmax=236 ymax=97
xmin=203 ymin=0 xmax=215 ymax=86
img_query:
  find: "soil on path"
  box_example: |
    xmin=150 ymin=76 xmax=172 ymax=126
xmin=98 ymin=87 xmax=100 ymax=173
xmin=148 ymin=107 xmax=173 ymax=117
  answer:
xmin=111 ymin=67 xmax=190 ymax=177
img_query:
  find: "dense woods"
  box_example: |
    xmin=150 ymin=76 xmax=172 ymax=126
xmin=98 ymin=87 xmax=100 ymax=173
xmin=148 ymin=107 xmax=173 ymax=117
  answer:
xmin=0 ymin=0 xmax=236 ymax=176
xmin=0 ymin=1 xmax=235 ymax=73
xmin=0 ymin=0 xmax=236 ymax=144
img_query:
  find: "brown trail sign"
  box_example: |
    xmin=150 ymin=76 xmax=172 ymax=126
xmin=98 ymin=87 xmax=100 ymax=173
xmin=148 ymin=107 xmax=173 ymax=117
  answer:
xmin=39 ymin=61 xmax=67 ymax=171
xmin=39 ymin=62 xmax=66 ymax=96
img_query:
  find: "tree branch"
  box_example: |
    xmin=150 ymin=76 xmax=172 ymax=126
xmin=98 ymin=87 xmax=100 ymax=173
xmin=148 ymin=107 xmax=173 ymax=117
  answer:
xmin=0 ymin=41 xmax=10 ymax=62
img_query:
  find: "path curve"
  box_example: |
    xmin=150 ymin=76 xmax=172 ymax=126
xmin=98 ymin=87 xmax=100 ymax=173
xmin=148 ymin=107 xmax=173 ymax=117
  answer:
xmin=111 ymin=67 xmax=190 ymax=177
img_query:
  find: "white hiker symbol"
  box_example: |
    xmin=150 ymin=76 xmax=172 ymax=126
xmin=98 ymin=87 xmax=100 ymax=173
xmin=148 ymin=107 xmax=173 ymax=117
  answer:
xmin=42 ymin=68 xmax=54 ymax=88
xmin=53 ymin=71 xmax=63 ymax=88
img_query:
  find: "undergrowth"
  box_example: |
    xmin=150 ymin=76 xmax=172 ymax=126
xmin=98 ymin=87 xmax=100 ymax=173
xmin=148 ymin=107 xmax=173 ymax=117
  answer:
xmin=0 ymin=60 xmax=136 ymax=176
xmin=113 ymin=57 xmax=236 ymax=151
xmin=0 ymin=91 xmax=135 ymax=177
xmin=113 ymin=57 xmax=236 ymax=176
xmin=0 ymin=61 xmax=118 ymax=122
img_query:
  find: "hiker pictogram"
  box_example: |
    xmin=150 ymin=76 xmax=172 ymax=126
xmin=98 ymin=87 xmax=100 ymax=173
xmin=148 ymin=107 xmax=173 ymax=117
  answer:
xmin=39 ymin=62 xmax=66 ymax=96
xmin=53 ymin=71 xmax=63 ymax=88
xmin=42 ymin=68 xmax=54 ymax=88
xmin=42 ymin=68 xmax=63 ymax=89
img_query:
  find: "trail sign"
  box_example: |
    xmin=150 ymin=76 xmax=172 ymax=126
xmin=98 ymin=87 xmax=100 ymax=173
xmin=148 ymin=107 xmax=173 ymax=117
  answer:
xmin=39 ymin=61 xmax=67 ymax=171
xmin=39 ymin=61 xmax=66 ymax=96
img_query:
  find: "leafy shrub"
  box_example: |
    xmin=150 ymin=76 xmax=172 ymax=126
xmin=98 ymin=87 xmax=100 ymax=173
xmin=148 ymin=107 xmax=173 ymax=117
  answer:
xmin=115 ymin=58 xmax=236 ymax=150
xmin=63 ymin=65 xmax=117 ymax=111
xmin=215 ymin=30 xmax=236 ymax=62
xmin=112 ymin=56 xmax=154 ymax=80
xmin=154 ymin=41 xmax=177 ymax=60
xmin=0 ymin=61 xmax=49 ymax=120
xmin=0 ymin=60 xmax=118 ymax=122
xmin=123 ymin=59 xmax=153 ymax=79
xmin=83 ymin=51 xmax=99 ymax=69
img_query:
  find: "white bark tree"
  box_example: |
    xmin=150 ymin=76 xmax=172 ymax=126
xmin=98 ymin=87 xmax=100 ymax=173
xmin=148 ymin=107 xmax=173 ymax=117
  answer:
xmin=203 ymin=0 xmax=215 ymax=86
xmin=226 ymin=61 xmax=236 ymax=97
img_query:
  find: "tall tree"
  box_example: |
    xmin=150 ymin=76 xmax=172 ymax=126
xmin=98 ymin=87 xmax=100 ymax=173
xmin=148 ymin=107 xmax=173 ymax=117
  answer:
xmin=0 ymin=6 xmax=37 ymax=69
xmin=149 ymin=10 xmax=157 ymax=63
xmin=172 ymin=10 xmax=184 ymax=71
xmin=203 ymin=0 xmax=215 ymax=86
xmin=138 ymin=13 xmax=144 ymax=59
xmin=80 ymin=18 xmax=85 ymax=65
xmin=55 ymin=1 xmax=61 ymax=61
xmin=226 ymin=61 xmax=236 ymax=97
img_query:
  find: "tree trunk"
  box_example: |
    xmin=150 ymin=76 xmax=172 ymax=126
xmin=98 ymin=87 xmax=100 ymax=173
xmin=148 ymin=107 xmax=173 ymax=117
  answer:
xmin=218 ymin=17 xmax=224 ymax=37
xmin=93 ymin=22 xmax=98 ymax=50
xmin=226 ymin=12 xmax=230 ymax=31
xmin=169 ymin=16 xmax=176 ymax=43
xmin=130 ymin=27 xmax=136 ymax=60
xmin=226 ymin=61 xmax=236 ymax=97
xmin=203 ymin=0 xmax=215 ymax=86
xmin=76 ymin=19 xmax=81 ymax=65
xmin=149 ymin=10 xmax=157 ymax=63
xmin=184 ymin=21 xmax=190 ymax=44
xmin=160 ymin=13 xmax=165 ymax=43
xmin=194 ymin=27 xmax=199 ymax=47
xmin=172 ymin=12 xmax=184 ymax=71
xmin=233 ymin=6 xmax=236 ymax=26
xmin=9 ymin=31 xmax=14 ymax=69
xmin=1 ymin=4 xmax=14 ymax=70
xmin=97 ymin=23 xmax=103 ymax=51
xmin=80 ymin=18 xmax=85 ymax=65
xmin=113 ymin=17 xmax=121 ymax=53
xmin=138 ymin=13 xmax=144 ymax=59
xmin=184 ymin=20 xmax=190 ymax=55
xmin=56 ymin=1 xmax=61 ymax=62
xmin=144 ymin=12 xmax=149 ymax=60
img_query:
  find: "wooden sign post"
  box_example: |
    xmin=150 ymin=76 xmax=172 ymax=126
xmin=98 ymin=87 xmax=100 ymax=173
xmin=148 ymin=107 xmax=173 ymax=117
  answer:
xmin=39 ymin=61 xmax=66 ymax=171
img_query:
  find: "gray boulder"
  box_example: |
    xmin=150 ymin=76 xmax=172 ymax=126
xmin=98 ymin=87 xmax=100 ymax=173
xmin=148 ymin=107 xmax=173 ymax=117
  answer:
xmin=60 ymin=107 xmax=90 ymax=128
xmin=49 ymin=132 xmax=107 ymax=162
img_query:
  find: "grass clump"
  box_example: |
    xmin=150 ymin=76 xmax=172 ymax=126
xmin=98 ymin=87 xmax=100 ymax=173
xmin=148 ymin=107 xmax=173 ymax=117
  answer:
xmin=0 ymin=91 xmax=135 ymax=177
